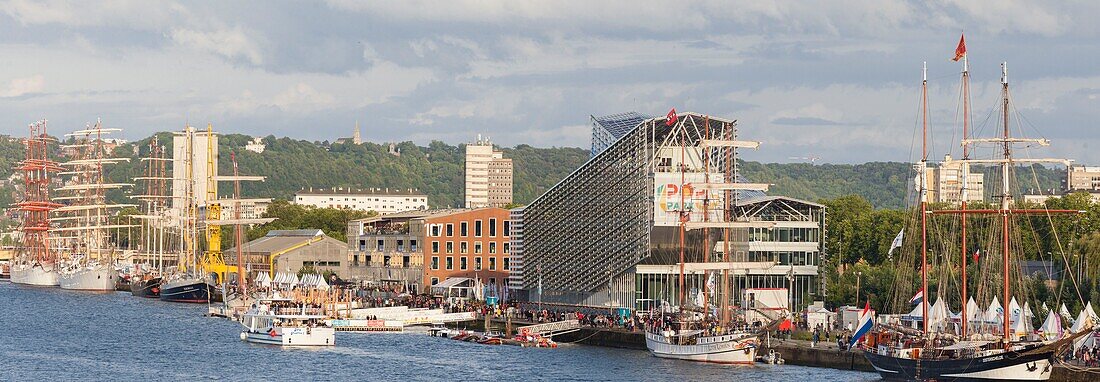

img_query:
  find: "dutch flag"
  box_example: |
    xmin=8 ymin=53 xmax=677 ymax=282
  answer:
xmin=849 ymin=301 xmax=875 ymax=350
xmin=909 ymin=289 xmax=924 ymax=305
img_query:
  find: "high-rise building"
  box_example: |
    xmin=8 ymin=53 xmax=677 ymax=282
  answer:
xmin=921 ymin=154 xmax=984 ymax=205
xmin=464 ymin=136 xmax=512 ymax=208
xmin=172 ymin=127 xmax=217 ymax=212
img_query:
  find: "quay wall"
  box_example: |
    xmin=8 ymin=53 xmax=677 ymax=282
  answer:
xmin=463 ymin=319 xmax=1088 ymax=381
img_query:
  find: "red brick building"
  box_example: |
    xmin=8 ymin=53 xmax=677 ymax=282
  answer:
xmin=422 ymin=207 xmax=511 ymax=291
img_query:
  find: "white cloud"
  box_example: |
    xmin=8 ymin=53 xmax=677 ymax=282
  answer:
xmin=169 ymin=27 xmax=265 ymax=65
xmin=1 ymin=75 xmax=44 ymax=97
xmin=273 ymin=83 xmax=335 ymax=111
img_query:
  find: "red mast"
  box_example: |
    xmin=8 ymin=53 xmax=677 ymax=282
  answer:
xmin=959 ymin=48 xmax=972 ymax=337
xmin=17 ymin=120 xmax=63 ymax=266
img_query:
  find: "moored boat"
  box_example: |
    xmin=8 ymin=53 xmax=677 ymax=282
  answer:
xmin=130 ymin=274 xmax=162 ymax=298
xmin=59 ymin=262 xmax=116 ymax=291
xmin=10 ymin=262 xmax=59 ymax=287
xmin=160 ymin=275 xmax=215 ymax=303
xmin=239 ymin=297 xmax=334 ymax=346
xmin=645 ymin=330 xmax=758 ymax=364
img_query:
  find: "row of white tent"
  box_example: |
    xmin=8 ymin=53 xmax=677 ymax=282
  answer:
xmin=900 ymin=296 xmax=1099 ymax=347
xmin=253 ymin=272 xmax=330 ymax=291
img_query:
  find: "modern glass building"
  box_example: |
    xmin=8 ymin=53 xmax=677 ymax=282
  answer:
xmin=515 ymin=111 xmax=825 ymax=311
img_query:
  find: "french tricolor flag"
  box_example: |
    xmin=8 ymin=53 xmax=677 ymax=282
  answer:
xmin=848 ymin=301 xmax=875 ymax=350
xmin=909 ymin=289 xmax=924 ymax=305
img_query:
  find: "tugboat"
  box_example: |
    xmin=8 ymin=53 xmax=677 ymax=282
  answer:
xmin=239 ymin=297 xmax=335 ymax=346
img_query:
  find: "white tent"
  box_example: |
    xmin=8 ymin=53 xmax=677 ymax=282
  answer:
xmin=1060 ymin=303 xmax=1074 ymax=321
xmin=316 ymin=275 xmax=330 ymax=291
xmin=1011 ymin=315 xmax=1032 ymax=340
xmin=1023 ymin=301 xmax=1034 ymax=321
xmin=966 ymin=297 xmax=982 ymax=323
xmin=984 ymin=297 xmax=1003 ymax=323
xmin=929 ymin=298 xmax=951 ymax=332
xmin=1039 ymin=311 xmax=1063 ymax=341
xmin=1071 ymin=302 xmax=1099 ymax=333
xmin=1007 ymin=297 xmax=1022 ymax=326
xmin=254 ymin=272 xmax=271 ymax=287
xmin=1040 ymin=302 xmax=1049 ymax=314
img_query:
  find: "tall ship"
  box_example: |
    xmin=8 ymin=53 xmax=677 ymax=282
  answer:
xmin=643 ymin=111 xmax=779 ymax=364
xmin=52 ymin=120 xmax=136 ymax=291
xmin=160 ymin=125 xmax=273 ymax=303
xmin=130 ymin=135 xmax=172 ymax=298
xmin=11 ymin=120 xmax=64 ymax=286
xmin=861 ymin=37 xmax=1093 ymax=381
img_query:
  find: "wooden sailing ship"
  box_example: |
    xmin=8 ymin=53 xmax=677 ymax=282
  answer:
xmin=862 ymin=42 xmax=1094 ymax=381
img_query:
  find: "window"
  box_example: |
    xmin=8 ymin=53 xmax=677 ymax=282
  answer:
xmin=358 ymin=239 xmax=366 ymax=251
xmin=446 ymin=242 xmax=454 ymax=254
xmin=475 ymin=220 xmax=483 ymax=237
xmin=377 ymin=239 xmax=384 ymax=251
xmin=397 ymin=239 xmax=405 ymax=252
xmin=460 ymin=257 xmax=468 ymax=270
xmin=431 ymin=256 xmax=439 ymax=270
xmin=410 ymin=240 xmax=418 ymax=252
xmin=431 ymin=224 xmax=441 ymax=237
xmin=446 ymin=223 xmax=454 ymax=237
xmin=365 ymin=255 xmax=372 ymax=264
xmin=489 ymin=277 xmax=496 ymax=285
xmin=489 ymin=257 xmax=496 ymax=270
xmin=489 ymin=218 xmax=497 ymax=237
xmin=432 ymin=241 xmax=439 ymax=253
xmin=489 ymin=242 xmax=497 ymax=254
xmin=460 ymin=242 xmax=468 ymax=254
xmin=503 ymin=258 xmax=510 ymax=270
xmin=475 ymin=257 xmax=482 ymax=270
xmin=431 ymin=277 xmax=439 ymax=285
xmin=474 ymin=242 xmax=482 ymax=254
xmin=503 ymin=242 xmax=510 ymax=254
xmin=403 ymin=256 xmax=410 ymax=268
xmin=384 ymin=255 xmax=391 ymax=267
xmin=504 ymin=221 xmax=511 ymax=236
xmin=461 ymin=222 xmax=468 ymax=236
xmin=446 ymin=257 xmax=453 ymax=270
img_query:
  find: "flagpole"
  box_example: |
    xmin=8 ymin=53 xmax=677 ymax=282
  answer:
xmin=959 ymin=34 xmax=971 ymax=338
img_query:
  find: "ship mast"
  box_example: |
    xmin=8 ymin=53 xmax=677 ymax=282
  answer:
xmin=999 ymin=62 xmax=1012 ymax=344
xmin=231 ymin=152 xmax=246 ymax=294
xmin=959 ymin=50 xmax=972 ymax=337
xmin=920 ymin=62 xmax=930 ymax=336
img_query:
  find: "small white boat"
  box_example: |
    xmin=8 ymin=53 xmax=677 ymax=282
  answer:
xmin=239 ymin=297 xmax=335 ymax=346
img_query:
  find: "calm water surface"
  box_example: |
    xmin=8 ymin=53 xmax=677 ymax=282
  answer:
xmin=0 ymin=282 xmax=878 ymax=381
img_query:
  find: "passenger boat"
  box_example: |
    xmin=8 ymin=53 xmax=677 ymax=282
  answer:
xmin=645 ymin=329 xmax=758 ymax=364
xmin=239 ymin=297 xmax=335 ymax=346
xmin=860 ymin=40 xmax=1093 ymax=381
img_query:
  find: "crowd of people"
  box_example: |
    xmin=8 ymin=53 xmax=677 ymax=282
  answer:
xmin=1067 ymin=343 xmax=1100 ymax=367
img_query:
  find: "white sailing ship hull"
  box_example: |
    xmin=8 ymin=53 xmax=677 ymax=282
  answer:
xmin=11 ymin=263 xmax=59 ymax=287
xmin=241 ymin=327 xmax=335 ymax=346
xmin=645 ymin=332 xmax=758 ymax=364
xmin=59 ymin=265 xmax=116 ymax=291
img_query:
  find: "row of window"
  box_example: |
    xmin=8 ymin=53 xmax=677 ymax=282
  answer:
xmin=428 ymin=219 xmax=511 ymax=238
xmin=355 ymin=255 xmax=412 ymax=268
xmin=358 ymin=239 xmax=419 ymax=252
xmin=747 ymin=251 xmax=820 ymax=266
xmin=429 ymin=241 xmax=509 ymax=254
xmin=303 ymin=261 xmax=341 ymax=267
xmin=749 ymin=227 xmax=819 ymax=243
xmin=429 ymin=256 xmax=510 ymax=271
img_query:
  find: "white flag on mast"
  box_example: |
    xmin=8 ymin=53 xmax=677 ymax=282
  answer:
xmin=888 ymin=229 xmax=904 ymax=257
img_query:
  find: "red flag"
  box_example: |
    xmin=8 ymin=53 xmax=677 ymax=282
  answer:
xmin=952 ymin=34 xmax=966 ymax=62
xmin=972 ymin=248 xmax=980 ymax=263
xmin=665 ymin=108 xmax=678 ymax=126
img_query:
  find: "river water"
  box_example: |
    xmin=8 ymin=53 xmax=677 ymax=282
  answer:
xmin=0 ymin=282 xmax=878 ymax=381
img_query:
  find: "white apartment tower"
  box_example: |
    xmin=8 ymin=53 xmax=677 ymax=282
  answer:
xmin=464 ymin=135 xmax=513 ymax=208
xmin=920 ymin=154 xmax=985 ymax=205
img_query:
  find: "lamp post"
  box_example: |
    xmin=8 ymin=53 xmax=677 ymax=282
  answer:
xmin=855 ymin=271 xmax=863 ymax=305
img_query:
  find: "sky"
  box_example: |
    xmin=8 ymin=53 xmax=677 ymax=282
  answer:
xmin=1 ymin=1 xmax=1098 ymax=164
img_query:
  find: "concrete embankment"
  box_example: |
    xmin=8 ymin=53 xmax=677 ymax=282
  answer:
xmin=459 ymin=318 xmax=1091 ymax=381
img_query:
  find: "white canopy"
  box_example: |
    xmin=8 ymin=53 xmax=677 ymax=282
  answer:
xmin=1071 ymin=302 xmax=1098 ymax=333
xmin=965 ymin=297 xmax=983 ymax=323
xmin=1039 ymin=311 xmax=1063 ymax=341
xmin=315 ymin=275 xmax=330 ymax=291
xmin=1060 ymin=303 xmax=1074 ymax=320
xmin=254 ymin=272 xmax=271 ymax=287
xmin=984 ymin=297 xmax=1003 ymax=323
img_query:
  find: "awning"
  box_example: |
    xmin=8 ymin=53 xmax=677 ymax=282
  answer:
xmin=432 ymin=277 xmax=473 ymax=289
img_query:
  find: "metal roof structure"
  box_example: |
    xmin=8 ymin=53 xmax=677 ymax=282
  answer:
xmin=590 ymin=112 xmax=650 ymax=157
